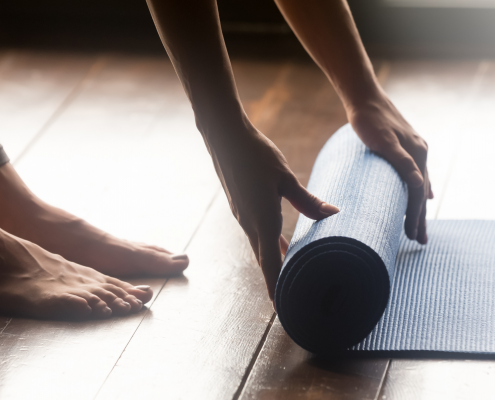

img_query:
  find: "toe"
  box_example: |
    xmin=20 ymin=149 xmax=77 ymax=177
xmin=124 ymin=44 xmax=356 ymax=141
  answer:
xmin=70 ymin=290 xmax=112 ymax=319
xmin=141 ymin=244 xmax=172 ymax=255
xmin=146 ymin=251 xmax=189 ymax=276
xmin=100 ymin=283 xmax=144 ymax=313
xmin=106 ymin=277 xmax=154 ymax=304
xmin=109 ymin=297 xmax=132 ymax=315
xmin=91 ymin=287 xmax=142 ymax=312
xmin=38 ymin=293 xmax=92 ymax=320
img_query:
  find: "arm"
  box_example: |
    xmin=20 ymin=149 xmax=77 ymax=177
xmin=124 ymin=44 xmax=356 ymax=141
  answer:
xmin=145 ymin=0 xmax=339 ymax=300
xmin=274 ymin=0 xmax=433 ymax=244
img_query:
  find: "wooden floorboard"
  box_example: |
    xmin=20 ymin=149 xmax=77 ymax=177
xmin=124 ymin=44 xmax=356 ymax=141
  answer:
xmin=95 ymin=194 xmax=274 ymax=400
xmin=253 ymin=61 xmax=348 ymax=241
xmin=438 ymin=61 xmax=495 ymax=219
xmin=379 ymin=60 xmax=495 ymax=400
xmin=237 ymin=63 xmax=388 ymax=400
xmin=94 ymin=59 xmax=294 ymax=400
xmin=0 ymin=54 xmax=220 ymax=399
xmin=0 ymin=279 xmax=165 ymax=400
xmin=1 ymin=50 xmax=494 ymax=399
xmin=239 ymin=319 xmax=389 ymax=400
xmin=0 ymin=50 xmax=96 ymax=162
xmin=381 ymin=59 xmax=483 ymax=219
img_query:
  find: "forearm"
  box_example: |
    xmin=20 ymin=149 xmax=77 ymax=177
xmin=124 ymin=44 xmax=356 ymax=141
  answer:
xmin=274 ymin=0 xmax=382 ymax=110
xmin=146 ymin=0 xmax=249 ymax=141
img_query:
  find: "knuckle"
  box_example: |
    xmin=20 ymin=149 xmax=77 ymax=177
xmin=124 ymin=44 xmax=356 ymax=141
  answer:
xmin=416 ymin=140 xmax=428 ymax=155
xmin=89 ymin=294 xmax=99 ymax=302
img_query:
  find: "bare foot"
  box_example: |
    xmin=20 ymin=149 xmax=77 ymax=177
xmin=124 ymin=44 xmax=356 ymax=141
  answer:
xmin=0 ymin=163 xmax=189 ymax=277
xmin=0 ymin=227 xmax=153 ymax=319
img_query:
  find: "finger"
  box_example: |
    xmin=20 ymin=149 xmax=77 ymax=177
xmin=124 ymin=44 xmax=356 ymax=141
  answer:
xmin=282 ymin=179 xmax=339 ymax=221
xmin=259 ymin=233 xmax=283 ymax=301
xmin=416 ymin=202 xmax=428 ymax=245
xmin=380 ymin=141 xmax=424 ymax=188
xmin=428 ymin=181 xmax=434 ymax=199
xmin=404 ymin=186 xmax=425 ymax=240
xmin=279 ymin=234 xmax=289 ymax=256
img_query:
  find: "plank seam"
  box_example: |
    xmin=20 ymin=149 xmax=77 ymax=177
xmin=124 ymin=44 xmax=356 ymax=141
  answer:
xmin=92 ymin=188 xmax=222 ymax=400
xmin=0 ymin=318 xmax=12 ymax=335
xmin=181 ymin=187 xmax=222 ymax=252
xmin=374 ymin=359 xmax=391 ymax=400
xmin=232 ymin=312 xmax=277 ymax=400
xmin=12 ymin=56 xmax=108 ymax=166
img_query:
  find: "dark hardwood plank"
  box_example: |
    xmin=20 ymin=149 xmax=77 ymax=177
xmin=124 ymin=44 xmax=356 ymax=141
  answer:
xmin=239 ymin=319 xmax=388 ymax=400
xmin=379 ymin=61 xmax=495 ymax=400
xmin=250 ymin=61 xmax=348 ymax=241
xmin=237 ymin=60 xmax=486 ymax=400
xmin=0 ymin=50 xmax=96 ymax=161
xmin=380 ymin=359 xmax=495 ymax=400
xmin=235 ymin=63 xmax=389 ymax=400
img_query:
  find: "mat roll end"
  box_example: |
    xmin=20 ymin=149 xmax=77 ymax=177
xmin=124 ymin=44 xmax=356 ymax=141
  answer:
xmin=275 ymin=236 xmax=390 ymax=354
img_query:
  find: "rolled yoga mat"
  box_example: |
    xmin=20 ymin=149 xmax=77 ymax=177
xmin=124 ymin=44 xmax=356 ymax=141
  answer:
xmin=275 ymin=124 xmax=495 ymax=356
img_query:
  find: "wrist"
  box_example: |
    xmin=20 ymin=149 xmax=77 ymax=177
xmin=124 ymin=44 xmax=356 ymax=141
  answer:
xmin=342 ymin=83 xmax=390 ymax=117
xmin=194 ymin=102 xmax=262 ymax=160
xmin=194 ymin=99 xmax=249 ymax=137
xmin=341 ymin=79 xmax=386 ymax=109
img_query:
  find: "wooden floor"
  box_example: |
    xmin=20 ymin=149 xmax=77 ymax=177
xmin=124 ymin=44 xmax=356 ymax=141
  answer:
xmin=0 ymin=49 xmax=495 ymax=400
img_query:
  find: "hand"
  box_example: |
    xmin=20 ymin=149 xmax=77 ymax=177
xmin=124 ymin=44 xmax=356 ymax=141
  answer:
xmin=347 ymin=91 xmax=433 ymax=244
xmin=207 ymin=124 xmax=339 ymax=301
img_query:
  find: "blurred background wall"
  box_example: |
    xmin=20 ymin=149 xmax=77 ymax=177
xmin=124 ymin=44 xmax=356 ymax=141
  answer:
xmin=1 ymin=0 xmax=495 ymax=56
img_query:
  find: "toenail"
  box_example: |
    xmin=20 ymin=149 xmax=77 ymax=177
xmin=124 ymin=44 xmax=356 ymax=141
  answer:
xmin=134 ymin=285 xmax=151 ymax=291
xmin=171 ymin=254 xmax=188 ymax=260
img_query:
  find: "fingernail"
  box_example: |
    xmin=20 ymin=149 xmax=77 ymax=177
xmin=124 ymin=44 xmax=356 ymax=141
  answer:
xmin=171 ymin=254 xmax=188 ymax=261
xmin=412 ymin=229 xmax=418 ymax=240
xmin=320 ymin=202 xmax=339 ymax=216
xmin=408 ymin=171 xmax=423 ymax=188
xmin=135 ymin=285 xmax=151 ymax=291
xmin=135 ymin=299 xmax=143 ymax=305
xmin=104 ymin=307 xmax=112 ymax=314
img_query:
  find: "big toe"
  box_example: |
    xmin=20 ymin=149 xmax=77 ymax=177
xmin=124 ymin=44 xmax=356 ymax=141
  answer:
xmin=125 ymin=285 xmax=154 ymax=304
xmin=105 ymin=277 xmax=154 ymax=304
xmin=147 ymin=251 xmax=189 ymax=275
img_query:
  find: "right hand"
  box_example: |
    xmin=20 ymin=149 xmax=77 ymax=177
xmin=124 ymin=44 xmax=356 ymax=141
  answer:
xmin=347 ymin=91 xmax=433 ymax=244
xmin=206 ymin=124 xmax=339 ymax=302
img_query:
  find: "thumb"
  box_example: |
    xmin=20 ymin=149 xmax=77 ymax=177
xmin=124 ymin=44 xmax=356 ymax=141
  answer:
xmin=283 ymin=178 xmax=339 ymax=221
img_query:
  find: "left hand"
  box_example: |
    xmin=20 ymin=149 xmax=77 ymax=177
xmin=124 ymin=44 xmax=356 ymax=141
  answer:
xmin=346 ymin=90 xmax=433 ymax=244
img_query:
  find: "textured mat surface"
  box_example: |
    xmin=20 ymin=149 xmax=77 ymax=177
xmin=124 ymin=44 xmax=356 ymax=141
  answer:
xmin=275 ymin=124 xmax=495 ymax=355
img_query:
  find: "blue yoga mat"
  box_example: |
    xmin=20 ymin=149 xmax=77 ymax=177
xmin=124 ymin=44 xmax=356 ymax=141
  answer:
xmin=275 ymin=124 xmax=495 ymax=355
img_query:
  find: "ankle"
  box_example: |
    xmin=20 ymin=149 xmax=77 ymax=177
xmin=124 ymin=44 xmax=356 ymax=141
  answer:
xmin=0 ymin=163 xmax=40 ymax=233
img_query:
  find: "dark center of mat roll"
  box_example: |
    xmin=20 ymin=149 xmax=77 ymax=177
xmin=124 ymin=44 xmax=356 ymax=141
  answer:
xmin=276 ymin=237 xmax=390 ymax=354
